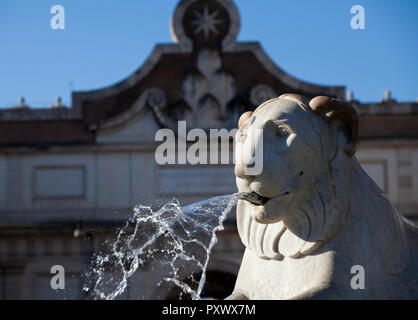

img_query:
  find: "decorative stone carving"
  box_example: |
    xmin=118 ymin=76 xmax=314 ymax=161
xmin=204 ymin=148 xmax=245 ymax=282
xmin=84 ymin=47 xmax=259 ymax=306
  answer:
xmin=249 ymin=84 xmax=277 ymax=107
xmin=228 ymin=94 xmax=418 ymax=299
xmin=171 ymin=0 xmax=240 ymax=51
xmin=15 ymin=96 xmax=29 ymax=109
xmin=146 ymin=87 xmax=171 ymax=128
xmin=190 ymin=5 xmax=223 ymax=40
xmin=182 ymin=48 xmax=237 ymax=128
xmin=146 ymin=87 xmax=167 ymax=109
xmin=50 ymin=96 xmax=66 ymax=109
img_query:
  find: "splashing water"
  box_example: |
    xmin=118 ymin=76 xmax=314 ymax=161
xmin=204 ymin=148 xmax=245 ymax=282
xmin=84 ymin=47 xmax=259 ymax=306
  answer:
xmin=84 ymin=193 xmax=239 ymax=300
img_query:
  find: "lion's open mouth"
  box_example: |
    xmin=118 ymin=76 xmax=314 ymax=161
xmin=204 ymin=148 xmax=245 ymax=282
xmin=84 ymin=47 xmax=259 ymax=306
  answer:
xmin=237 ymin=192 xmax=270 ymax=205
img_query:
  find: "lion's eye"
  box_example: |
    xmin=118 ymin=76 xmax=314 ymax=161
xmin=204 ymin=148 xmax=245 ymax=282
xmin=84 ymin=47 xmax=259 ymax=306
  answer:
xmin=237 ymin=129 xmax=247 ymax=142
xmin=277 ymin=126 xmax=290 ymax=137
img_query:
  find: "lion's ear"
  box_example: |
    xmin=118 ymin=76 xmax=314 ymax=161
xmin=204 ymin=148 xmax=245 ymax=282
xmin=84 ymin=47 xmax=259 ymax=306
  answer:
xmin=309 ymin=96 xmax=358 ymax=157
xmin=238 ymin=111 xmax=253 ymax=129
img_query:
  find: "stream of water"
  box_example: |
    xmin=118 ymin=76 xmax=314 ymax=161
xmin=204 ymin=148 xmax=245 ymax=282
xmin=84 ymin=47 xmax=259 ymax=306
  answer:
xmin=83 ymin=193 xmax=239 ymax=300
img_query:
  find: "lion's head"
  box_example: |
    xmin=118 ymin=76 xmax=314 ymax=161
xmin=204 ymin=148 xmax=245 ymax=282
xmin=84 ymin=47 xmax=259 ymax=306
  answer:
xmin=234 ymin=94 xmax=358 ymax=259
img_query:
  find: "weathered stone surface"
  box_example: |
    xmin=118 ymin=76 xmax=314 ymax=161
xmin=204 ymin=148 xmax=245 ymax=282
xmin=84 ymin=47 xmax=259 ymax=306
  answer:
xmin=228 ymin=94 xmax=418 ymax=299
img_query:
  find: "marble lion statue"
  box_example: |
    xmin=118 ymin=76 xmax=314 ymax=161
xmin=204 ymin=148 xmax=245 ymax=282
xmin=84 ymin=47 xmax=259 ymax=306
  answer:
xmin=228 ymin=94 xmax=418 ymax=299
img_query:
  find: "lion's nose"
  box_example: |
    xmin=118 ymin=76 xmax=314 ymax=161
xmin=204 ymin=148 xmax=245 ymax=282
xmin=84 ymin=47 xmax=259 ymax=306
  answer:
xmin=235 ymin=164 xmax=261 ymax=182
xmin=235 ymin=128 xmax=264 ymax=179
xmin=235 ymin=161 xmax=251 ymax=180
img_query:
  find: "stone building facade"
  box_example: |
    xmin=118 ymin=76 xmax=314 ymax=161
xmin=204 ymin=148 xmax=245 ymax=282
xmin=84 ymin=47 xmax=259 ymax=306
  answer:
xmin=0 ymin=0 xmax=417 ymax=299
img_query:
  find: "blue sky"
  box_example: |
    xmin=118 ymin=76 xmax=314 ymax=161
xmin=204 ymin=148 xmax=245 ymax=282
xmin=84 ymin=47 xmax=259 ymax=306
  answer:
xmin=0 ymin=0 xmax=417 ymax=108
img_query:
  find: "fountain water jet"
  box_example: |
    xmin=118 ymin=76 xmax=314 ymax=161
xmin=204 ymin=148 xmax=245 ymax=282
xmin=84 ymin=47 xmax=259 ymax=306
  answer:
xmin=84 ymin=193 xmax=240 ymax=300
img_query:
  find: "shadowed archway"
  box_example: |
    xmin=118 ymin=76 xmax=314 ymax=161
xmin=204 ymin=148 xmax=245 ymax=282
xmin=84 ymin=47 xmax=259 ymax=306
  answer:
xmin=165 ymin=270 xmax=236 ymax=300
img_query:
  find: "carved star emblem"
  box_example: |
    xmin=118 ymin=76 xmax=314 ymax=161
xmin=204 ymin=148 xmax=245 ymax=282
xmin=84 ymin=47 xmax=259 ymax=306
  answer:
xmin=191 ymin=5 xmax=223 ymax=39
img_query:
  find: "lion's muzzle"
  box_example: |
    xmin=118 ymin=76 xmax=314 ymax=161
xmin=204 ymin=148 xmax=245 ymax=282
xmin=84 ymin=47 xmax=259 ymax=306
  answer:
xmin=237 ymin=192 xmax=270 ymax=205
